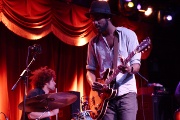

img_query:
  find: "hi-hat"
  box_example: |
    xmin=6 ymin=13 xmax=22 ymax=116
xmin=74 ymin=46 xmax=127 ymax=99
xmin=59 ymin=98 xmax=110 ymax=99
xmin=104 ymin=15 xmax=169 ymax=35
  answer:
xmin=18 ymin=92 xmax=77 ymax=112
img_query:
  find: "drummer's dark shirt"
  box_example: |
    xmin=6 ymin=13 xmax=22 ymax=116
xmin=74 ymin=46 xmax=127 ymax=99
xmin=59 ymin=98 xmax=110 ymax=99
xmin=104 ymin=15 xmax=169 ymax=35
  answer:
xmin=21 ymin=88 xmax=50 ymax=120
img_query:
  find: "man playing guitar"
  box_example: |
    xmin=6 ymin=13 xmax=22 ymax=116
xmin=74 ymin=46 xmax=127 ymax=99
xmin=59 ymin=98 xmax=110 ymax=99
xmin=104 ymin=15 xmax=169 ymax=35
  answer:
xmin=85 ymin=1 xmax=142 ymax=120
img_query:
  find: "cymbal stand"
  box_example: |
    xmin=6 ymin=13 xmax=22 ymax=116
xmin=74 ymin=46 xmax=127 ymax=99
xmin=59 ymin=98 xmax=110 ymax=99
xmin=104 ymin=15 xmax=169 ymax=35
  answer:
xmin=11 ymin=46 xmax=39 ymax=120
xmin=36 ymin=110 xmax=48 ymax=120
xmin=55 ymin=88 xmax=58 ymax=120
xmin=79 ymin=96 xmax=92 ymax=120
xmin=36 ymin=97 xmax=52 ymax=120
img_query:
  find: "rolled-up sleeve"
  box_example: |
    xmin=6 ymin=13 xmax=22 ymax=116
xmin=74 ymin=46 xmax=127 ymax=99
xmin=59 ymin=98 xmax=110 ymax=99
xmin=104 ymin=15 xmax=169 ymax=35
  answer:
xmin=86 ymin=39 xmax=97 ymax=71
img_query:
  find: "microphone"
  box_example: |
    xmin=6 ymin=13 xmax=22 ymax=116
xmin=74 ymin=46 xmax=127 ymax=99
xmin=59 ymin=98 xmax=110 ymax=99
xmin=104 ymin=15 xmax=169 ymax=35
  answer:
xmin=29 ymin=44 xmax=42 ymax=54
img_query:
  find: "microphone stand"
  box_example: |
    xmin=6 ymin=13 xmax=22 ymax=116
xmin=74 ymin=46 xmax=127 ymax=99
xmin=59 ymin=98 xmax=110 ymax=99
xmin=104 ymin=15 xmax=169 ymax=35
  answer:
xmin=0 ymin=112 xmax=8 ymax=120
xmin=11 ymin=54 xmax=37 ymax=120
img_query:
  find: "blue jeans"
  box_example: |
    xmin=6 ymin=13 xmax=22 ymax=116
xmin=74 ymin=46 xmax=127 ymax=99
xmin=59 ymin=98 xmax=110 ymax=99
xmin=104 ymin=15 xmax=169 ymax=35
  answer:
xmin=102 ymin=92 xmax=138 ymax=120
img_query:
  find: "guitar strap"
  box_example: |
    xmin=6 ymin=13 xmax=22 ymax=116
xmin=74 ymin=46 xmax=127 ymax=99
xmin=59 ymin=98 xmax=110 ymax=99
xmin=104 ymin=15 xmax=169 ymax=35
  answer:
xmin=113 ymin=33 xmax=119 ymax=69
xmin=111 ymin=31 xmax=119 ymax=88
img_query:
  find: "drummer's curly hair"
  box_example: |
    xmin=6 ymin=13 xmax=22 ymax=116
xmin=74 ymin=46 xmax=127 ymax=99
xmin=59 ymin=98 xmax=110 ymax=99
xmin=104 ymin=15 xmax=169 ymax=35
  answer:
xmin=30 ymin=66 xmax=56 ymax=88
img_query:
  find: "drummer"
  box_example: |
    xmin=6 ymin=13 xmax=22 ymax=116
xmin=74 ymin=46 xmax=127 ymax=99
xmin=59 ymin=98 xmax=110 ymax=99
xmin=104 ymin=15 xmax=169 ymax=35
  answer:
xmin=21 ymin=66 xmax=59 ymax=120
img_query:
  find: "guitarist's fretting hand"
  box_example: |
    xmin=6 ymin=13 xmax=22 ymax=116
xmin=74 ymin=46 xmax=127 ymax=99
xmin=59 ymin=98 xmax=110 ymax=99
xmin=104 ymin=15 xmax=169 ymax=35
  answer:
xmin=118 ymin=65 xmax=132 ymax=74
xmin=119 ymin=56 xmax=133 ymax=74
xmin=92 ymin=82 xmax=108 ymax=92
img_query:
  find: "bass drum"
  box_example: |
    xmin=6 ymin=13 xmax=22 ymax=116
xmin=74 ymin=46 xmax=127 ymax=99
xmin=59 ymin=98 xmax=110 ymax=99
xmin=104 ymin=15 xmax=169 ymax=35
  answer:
xmin=174 ymin=108 xmax=180 ymax=120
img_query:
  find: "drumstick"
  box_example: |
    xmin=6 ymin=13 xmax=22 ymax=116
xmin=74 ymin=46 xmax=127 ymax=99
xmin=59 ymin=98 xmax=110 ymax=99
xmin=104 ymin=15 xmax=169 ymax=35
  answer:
xmin=56 ymin=88 xmax=58 ymax=120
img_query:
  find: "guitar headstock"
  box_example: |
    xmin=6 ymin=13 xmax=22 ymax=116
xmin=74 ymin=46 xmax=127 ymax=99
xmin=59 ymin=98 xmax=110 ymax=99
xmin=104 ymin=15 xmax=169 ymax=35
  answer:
xmin=135 ymin=37 xmax=151 ymax=53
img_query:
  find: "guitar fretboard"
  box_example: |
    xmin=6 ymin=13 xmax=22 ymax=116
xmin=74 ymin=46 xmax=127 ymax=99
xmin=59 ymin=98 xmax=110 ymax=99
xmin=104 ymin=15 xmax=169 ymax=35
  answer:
xmin=104 ymin=37 xmax=151 ymax=85
xmin=105 ymin=51 xmax=136 ymax=85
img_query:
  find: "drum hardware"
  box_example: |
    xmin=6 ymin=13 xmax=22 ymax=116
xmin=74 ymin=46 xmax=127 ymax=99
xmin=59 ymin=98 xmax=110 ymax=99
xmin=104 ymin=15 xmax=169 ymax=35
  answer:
xmin=72 ymin=96 xmax=93 ymax=120
xmin=72 ymin=110 xmax=93 ymax=120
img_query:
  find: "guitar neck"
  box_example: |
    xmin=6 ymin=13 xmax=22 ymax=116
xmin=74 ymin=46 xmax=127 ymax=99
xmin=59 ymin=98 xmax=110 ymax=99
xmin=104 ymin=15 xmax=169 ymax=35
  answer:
xmin=104 ymin=36 xmax=151 ymax=86
xmin=104 ymin=68 xmax=121 ymax=85
xmin=124 ymin=51 xmax=136 ymax=65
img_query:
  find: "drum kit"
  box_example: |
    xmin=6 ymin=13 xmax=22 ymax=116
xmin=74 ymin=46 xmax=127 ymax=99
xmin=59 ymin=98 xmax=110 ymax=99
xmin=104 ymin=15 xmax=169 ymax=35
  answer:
xmin=72 ymin=96 xmax=93 ymax=120
xmin=18 ymin=92 xmax=93 ymax=120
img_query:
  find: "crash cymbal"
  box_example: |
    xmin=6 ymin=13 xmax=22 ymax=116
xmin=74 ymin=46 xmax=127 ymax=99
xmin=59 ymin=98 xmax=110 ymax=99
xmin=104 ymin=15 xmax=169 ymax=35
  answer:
xmin=18 ymin=92 xmax=77 ymax=112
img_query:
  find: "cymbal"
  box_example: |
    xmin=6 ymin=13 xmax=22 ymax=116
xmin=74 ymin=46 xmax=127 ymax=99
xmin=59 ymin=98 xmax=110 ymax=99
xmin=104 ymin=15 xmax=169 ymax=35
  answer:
xmin=18 ymin=92 xmax=77 ymax=112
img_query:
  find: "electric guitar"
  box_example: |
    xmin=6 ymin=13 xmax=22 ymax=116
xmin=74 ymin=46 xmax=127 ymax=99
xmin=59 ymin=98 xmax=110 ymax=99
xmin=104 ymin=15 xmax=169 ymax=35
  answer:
xmin=88 ymin=37 xmax=151 ymax=120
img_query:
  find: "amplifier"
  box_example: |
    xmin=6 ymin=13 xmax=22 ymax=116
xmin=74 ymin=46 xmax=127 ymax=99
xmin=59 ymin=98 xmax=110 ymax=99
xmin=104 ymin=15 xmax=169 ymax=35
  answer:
xmin=137 ymin=94 xmax=174 ymax=120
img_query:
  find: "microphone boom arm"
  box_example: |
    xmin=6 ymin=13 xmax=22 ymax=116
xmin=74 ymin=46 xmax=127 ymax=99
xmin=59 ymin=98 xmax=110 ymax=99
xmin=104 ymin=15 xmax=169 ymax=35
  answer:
xmin=11 ymin=57 xmax=36 ymax=91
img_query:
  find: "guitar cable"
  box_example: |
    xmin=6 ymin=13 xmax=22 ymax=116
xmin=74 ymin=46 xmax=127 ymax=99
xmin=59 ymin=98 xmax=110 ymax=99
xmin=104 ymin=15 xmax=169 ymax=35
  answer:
xmin=137 ymin=72 xmax=149 ymax=83
xmin=137 ymin=72 xmax=149 ymax=120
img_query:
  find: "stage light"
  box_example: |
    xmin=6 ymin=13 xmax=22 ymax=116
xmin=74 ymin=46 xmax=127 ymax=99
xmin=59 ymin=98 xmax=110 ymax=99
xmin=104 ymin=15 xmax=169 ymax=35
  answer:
xmin=118 ymin=0 xmax=138 ymax=16
xmin=144 ymin=7 xmax=153 ymax=16
xmin=138 ymin=7 xmax=153 ymax=17
xmin=163 ymin=15 xmax=173 ymax=21
xmin=127 ymin=2 xmax=134 ymax=8
xmin=158 ymin=10 xmax=175 ymax=23
xmin=137 ymin=3 xmax=141 ymax=10
xmin=157 ymin=9 xmax=176 ymax=27
xmin=123 ymin=1 xmax=135 ymax=11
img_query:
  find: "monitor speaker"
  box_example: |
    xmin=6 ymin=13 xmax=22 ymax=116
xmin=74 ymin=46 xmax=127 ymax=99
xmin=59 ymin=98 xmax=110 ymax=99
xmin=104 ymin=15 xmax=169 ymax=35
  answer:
xmin=137 ymin=94 xmax=174 ymax=120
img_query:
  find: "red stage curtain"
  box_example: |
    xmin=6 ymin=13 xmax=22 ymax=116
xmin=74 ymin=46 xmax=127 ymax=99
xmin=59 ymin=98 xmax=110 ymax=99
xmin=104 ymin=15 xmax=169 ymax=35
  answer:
xmin=0 ymin=0 xmax=95 ymax=46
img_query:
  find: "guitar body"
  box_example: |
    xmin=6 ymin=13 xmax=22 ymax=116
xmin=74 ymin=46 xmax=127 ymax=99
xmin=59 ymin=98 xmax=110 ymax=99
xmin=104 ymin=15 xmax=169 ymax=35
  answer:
xmin=89 ymin=78 xmax=117 ymax=120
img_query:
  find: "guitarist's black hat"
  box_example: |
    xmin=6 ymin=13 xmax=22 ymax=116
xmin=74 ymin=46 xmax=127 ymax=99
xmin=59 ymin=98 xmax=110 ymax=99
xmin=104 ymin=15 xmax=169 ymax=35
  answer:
xmin=85 ymin=1 xmax=114 ymax=18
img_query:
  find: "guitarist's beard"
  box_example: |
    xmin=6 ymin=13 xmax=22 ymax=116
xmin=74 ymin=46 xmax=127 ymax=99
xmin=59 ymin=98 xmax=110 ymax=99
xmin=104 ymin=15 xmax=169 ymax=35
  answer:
xmin=97 ymin=19 xmax=108 ymax=34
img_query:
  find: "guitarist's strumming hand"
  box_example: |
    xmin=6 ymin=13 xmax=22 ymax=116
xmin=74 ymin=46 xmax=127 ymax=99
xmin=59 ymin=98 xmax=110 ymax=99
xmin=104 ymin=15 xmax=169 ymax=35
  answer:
xmin=92 ymin=82 xmax=109 ymax=92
